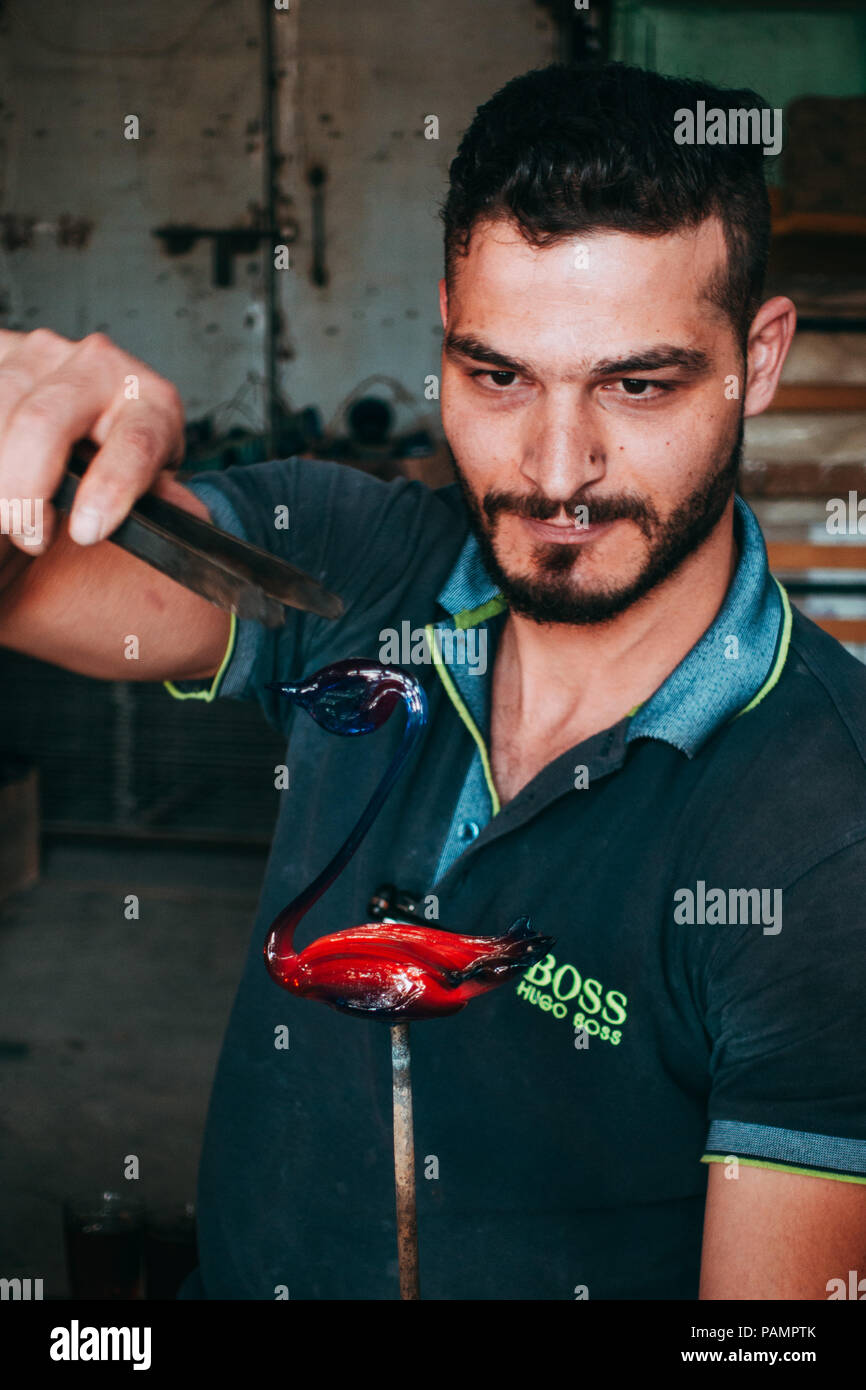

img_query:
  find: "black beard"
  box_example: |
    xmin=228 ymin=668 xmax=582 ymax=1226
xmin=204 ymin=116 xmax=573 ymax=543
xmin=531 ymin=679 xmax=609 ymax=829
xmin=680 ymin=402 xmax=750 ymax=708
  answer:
xmin=448 ymin=418 xmax=744 ymax=626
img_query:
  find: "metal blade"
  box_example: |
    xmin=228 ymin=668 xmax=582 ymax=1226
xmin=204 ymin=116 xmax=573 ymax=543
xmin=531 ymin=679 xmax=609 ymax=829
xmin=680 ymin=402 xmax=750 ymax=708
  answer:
xmin=54 ymin=450 xmax=346 ymax=625
xmin=53 ymin=472 xmax=287 ymax=627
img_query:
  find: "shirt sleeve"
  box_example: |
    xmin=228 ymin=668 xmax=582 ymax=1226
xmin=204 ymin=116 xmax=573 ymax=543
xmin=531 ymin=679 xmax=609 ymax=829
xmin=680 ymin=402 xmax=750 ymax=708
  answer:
xmin=701 ymin=832 xmax=866 ymax=1184
xmin=162 ymin=480 xmax=259 ymax=704
xmin=161 ymin=454 xmax=446 ymax=719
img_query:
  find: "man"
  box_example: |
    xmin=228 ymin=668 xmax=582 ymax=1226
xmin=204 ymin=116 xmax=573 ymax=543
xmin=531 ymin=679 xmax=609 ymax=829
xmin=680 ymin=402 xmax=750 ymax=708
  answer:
xmin=1 ymin=61 xmax=865 ymax=1300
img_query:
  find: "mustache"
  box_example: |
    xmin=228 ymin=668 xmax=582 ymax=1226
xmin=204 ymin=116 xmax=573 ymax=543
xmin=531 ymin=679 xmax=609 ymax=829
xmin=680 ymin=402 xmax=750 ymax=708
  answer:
xmin=482 ymin=489 xmax=659 ymax=535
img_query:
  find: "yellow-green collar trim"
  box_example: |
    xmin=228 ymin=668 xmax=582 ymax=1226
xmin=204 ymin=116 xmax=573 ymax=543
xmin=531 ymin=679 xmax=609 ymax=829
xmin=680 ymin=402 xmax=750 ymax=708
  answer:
xmin=453 ymin=595 xmax=507 ymax=630
xmin=627 ymin=578 xmax=791 ymax=727
xmin=428 ymin=573 xmax=790 ymax=798
xmin=164 ymin=610 xmax=238 ymax=703
xmin=732 ymin=577 xmax=792 ymax=720
xmin=424 ymin=620 xmax=501 ymax=816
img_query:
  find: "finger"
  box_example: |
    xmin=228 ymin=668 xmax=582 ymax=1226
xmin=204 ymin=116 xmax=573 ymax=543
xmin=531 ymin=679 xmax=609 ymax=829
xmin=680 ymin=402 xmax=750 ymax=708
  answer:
xmin=66 ymin=397 xmax=185 ymax=545
xmin=0 ymin=328 xmax=31 ymax=363
xmin=0 ymin=333 xmax=130 ymax=553
xmin=0 ymin=332 xmax=78 ymax=555
xmin=0 ymin=328 xmax=76 ymax=436
xmin=0 ymin=333 xmax=180 ymax=552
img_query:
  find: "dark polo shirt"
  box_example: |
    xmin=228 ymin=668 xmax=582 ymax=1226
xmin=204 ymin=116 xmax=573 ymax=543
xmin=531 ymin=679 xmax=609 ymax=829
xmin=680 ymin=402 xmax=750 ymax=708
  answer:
xmin=166 ymin=456 xmax=866 ymax=1300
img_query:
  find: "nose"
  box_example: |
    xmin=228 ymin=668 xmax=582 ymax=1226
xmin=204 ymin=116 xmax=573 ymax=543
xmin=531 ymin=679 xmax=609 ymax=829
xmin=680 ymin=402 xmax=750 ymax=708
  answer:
xmin=518 ymin=388 xmax=607 ymax=503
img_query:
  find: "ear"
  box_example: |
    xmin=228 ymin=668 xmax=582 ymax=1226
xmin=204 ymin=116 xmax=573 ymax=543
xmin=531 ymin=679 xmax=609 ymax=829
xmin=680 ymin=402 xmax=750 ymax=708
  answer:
xmin=438 ymin=277 xmax=448 ymax=330
xmin=743 ymin=296 xmax=797 ymax=418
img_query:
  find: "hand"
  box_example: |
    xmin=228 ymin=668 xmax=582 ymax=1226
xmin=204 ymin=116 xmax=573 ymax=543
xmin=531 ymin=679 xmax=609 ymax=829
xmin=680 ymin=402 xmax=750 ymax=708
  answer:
xmin=0 ymin=328 xmax=190 ymax=562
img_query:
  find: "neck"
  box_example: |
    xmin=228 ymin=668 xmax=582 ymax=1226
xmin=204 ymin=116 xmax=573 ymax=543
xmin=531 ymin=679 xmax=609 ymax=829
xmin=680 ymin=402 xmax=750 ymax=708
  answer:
xmin=499 ymin=499 xmax=739 ymax=734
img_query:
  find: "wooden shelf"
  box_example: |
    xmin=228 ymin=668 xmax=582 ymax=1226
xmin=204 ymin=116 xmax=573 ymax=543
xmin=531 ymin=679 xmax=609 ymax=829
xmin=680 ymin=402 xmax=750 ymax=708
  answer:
xmin=768 ymin=384 xmax=866 ymax=411
xmin=811 ymin=617 xmax=866 ymax=642
xmin=771 ymin=212 xmax=866 ymax=238
xmin=768 ymin=542 xmax=866 ymax=570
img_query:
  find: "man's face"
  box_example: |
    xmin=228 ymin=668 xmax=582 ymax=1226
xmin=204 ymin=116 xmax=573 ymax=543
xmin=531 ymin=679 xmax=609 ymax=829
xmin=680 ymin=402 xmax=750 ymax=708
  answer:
xmin=439 ymin=216 xmax=745 ymax=624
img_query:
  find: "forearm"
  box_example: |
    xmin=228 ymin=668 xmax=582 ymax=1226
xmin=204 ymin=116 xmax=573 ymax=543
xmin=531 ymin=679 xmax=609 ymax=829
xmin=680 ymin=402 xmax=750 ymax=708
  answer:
xmin=0 ymin=510 xmax=231 ymax=683
xmin=700 ymin=1162 xmax=866 ymax=1299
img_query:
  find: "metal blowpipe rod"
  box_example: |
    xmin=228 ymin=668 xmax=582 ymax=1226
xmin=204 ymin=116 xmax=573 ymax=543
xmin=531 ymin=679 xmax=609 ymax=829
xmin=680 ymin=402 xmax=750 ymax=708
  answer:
xmin=390 ymin=1022 xmax=420 ymax=1299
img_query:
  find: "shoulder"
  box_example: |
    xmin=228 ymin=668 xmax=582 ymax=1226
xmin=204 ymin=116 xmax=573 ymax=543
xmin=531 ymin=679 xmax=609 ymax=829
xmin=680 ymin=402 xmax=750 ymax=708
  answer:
xmin=185 ymin=458 xmax=470 ymax=609
xmin=725 ymin=604 xmax=866 ymax=769
xmin=186 ymin=455 xmax=464 ymax=544
xmin=691 ymin=606 xmax=866 ymax=883
xmin=783 ymin=605 xmax=866 ymax=765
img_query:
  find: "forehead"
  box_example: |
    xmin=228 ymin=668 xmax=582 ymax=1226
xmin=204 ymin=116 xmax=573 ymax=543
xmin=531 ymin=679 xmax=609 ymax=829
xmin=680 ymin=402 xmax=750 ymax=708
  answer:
xmin=448 ymin=216 xmax=732 ymax=361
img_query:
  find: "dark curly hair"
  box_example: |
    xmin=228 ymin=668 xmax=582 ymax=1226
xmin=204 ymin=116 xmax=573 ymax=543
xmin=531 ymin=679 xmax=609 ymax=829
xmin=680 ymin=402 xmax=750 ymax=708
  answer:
xmin=442 ymin=62 xmax=773 ymax=346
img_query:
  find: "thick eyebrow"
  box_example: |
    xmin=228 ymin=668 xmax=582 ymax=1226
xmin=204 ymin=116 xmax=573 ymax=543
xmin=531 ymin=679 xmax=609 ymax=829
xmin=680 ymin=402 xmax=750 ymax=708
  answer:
xmin=444 ymin=332 xmax=711 ymax=380
xmin=444 ymin=332 xmax=533 ymax=375
xmin=590 ymin=346 xmax=712 ymax=377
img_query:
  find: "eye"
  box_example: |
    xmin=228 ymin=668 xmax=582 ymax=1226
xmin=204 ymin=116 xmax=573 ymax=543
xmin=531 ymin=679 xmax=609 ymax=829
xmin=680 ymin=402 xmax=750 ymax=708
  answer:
xmin=469 ymin=368 xmax=519 ymax=389
xmin=610 ymin=378 xmax=676 ymax=399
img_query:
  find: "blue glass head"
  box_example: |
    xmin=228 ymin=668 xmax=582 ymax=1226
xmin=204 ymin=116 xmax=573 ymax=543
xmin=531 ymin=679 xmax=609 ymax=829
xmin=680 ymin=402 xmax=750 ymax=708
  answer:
xmin=266 ymin=658 xmax=426 ymax=737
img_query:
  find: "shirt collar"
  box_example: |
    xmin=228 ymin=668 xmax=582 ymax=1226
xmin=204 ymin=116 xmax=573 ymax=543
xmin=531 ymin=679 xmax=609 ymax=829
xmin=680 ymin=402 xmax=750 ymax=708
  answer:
xmin=435 ymin=492 xmax=789 ymax=758
xmin=436 ymin=515 xmax=502 ymax=618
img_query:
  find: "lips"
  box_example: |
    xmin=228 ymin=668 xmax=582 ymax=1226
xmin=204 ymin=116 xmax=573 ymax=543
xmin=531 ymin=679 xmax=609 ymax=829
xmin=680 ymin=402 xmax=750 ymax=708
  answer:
xmin=520 ymin=516 xmax=616 ymax=545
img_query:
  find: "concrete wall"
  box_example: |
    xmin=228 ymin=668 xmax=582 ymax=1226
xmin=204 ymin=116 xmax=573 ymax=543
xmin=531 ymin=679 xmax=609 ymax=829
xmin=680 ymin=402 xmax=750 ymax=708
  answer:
xmin=0 ymin=0 xmax=555 ymax=431
xmin=279 ymin=0 xmax=555 ymax=427
xmin=0 ymin=0 xmax=275 ymax=423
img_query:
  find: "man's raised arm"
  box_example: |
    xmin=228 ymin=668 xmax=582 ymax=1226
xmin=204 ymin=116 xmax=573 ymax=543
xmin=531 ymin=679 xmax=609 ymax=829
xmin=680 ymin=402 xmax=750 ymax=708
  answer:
xmin=0 ymin=327 xmax=231 ymax=683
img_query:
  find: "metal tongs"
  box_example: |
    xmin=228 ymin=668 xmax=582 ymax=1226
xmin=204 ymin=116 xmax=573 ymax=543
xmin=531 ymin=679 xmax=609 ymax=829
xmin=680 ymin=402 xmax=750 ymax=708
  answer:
xmin=52 ymin=442 xmax=344 ymax=629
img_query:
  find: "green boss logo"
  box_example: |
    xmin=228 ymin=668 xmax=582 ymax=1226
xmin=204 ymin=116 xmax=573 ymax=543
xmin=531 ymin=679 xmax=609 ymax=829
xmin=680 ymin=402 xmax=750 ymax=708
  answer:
xmin=516 ymin=953 xmax=628 ymax=1045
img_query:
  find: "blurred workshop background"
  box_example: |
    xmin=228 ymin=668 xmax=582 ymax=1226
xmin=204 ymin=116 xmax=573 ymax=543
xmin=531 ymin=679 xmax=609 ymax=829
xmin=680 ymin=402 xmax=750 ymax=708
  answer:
xmin=0 ymin=0 xmax=864 ymax=1297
